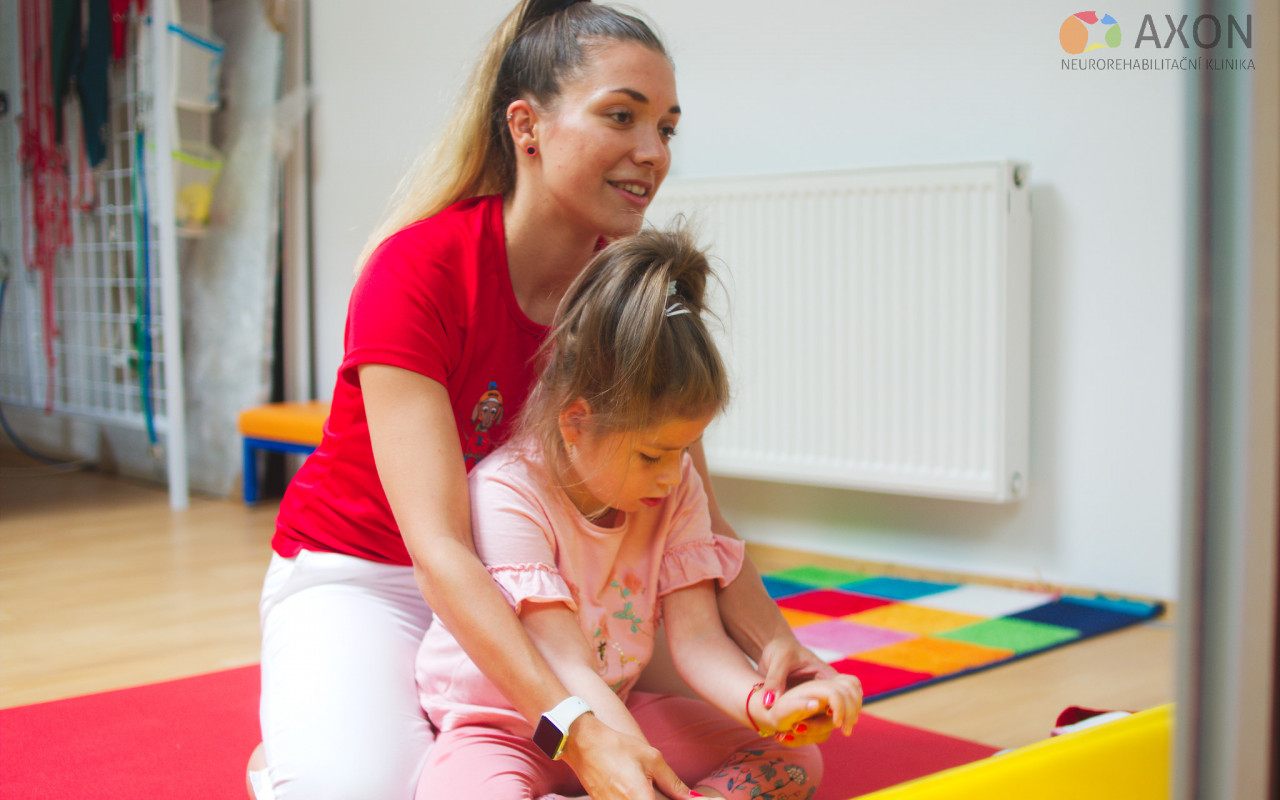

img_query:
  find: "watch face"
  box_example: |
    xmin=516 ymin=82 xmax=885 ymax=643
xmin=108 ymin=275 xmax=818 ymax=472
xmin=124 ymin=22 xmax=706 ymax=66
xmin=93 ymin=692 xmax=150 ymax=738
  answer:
xmin=532 ymin=715 xmax=564 ymax=760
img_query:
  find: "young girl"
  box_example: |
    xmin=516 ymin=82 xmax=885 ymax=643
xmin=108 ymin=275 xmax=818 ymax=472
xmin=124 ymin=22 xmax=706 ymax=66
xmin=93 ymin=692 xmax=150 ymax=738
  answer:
xmin=415 ymin=229 xmax=863 ymax=800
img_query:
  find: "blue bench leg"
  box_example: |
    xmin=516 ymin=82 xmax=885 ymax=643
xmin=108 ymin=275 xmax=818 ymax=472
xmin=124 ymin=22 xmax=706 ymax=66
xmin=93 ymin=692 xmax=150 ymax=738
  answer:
xmin=241 ymin=437 xmax=318 ymax=504
xmin=243 ymin=439 xmax=259 ymax=505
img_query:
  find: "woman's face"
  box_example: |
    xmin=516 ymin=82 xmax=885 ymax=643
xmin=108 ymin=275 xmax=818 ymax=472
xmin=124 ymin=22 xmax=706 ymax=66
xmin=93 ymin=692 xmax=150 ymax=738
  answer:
xmin=531 ymin=42 xmax=680 ymax=239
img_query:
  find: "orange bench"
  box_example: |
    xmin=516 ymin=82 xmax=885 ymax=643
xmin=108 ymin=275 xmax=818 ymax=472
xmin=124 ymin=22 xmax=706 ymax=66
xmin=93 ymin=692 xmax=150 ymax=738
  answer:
xmin=237 ymin=401 xmax=329 ymax=503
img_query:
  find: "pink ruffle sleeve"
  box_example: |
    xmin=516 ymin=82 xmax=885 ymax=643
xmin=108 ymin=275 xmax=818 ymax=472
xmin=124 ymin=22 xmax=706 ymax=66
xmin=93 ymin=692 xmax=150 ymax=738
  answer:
xmin=488 ymin=562 xmax=578 ymax=614
xmin=658 ymin=533 xmax=745 ymax=596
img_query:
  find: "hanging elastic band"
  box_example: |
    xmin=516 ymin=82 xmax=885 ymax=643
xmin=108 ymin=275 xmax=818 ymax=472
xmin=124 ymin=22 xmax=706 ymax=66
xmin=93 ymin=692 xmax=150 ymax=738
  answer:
xmin=19 ymin=0 xmax=72 ymax=413
xmin=165 ymin=22 xmax=224 ymax=53
xmin=132 ymin=129 xmax=157 ymax=447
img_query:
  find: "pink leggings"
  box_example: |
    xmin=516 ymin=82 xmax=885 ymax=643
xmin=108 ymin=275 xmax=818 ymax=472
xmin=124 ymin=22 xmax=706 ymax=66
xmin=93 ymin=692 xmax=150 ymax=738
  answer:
xmin=416 ymin=692 xmax=822 ymax=800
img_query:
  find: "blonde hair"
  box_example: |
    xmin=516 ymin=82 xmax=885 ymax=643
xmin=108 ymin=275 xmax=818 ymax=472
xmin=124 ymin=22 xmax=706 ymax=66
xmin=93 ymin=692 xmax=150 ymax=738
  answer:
xmin=358 ymin=0 xmax=667 ymax=269
xmin=517 ymin=225 xmax=730 ymax=473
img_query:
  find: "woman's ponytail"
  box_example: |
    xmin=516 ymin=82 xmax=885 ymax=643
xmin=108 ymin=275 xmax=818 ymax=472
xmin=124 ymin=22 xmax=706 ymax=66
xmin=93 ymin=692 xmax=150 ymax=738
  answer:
xmin=357 ymin=3 xmax=528 ymax=268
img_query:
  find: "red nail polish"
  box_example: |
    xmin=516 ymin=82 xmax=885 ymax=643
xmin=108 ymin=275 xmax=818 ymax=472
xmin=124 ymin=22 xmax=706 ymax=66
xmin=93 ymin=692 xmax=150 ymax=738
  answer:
xmin=796 ymin=723 xmax=808 ymax=733
xmin=763 ymin=690 xmax=776 ymax=708
xmin=690 ymin=793 xmax=704 ymax=797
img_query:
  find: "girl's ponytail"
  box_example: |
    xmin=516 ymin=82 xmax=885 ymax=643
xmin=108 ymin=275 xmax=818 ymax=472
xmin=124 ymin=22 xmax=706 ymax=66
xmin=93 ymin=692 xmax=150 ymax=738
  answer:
xmin=519 ymin=224 xmax=730 ymax=467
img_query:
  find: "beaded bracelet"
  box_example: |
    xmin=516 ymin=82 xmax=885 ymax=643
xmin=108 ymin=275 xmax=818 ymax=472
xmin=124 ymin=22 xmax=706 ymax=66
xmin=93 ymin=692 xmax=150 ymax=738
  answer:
xmin=745 ymin=682 xmax=770 ymax=737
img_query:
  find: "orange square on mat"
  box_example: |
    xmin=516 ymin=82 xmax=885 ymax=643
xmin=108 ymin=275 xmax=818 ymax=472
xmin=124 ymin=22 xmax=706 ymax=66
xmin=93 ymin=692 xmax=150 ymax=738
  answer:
xmin=846 ymin=604 xmax=986 ymax=636
xmin=781 ymin=608 xmax=832 ymax=628
xmin=856 ymin=637 xmax=1013 ymax=676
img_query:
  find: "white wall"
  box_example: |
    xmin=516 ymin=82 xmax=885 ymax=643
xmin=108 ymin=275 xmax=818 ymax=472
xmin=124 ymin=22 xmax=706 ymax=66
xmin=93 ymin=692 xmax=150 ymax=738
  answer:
xmin=310 ymin=1 xmax=1190 ymax=598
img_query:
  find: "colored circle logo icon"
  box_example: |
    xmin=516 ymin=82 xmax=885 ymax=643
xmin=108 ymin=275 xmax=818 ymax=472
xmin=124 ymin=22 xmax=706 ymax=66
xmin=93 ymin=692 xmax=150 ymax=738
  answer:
xmin=1060 ymin=11 xmax=1122 ymax=54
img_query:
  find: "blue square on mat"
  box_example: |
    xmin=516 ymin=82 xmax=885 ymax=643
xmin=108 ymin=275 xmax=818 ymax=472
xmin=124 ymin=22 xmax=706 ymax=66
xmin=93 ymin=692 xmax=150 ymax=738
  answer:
xmin=841 ymin=576 xmax=958 ymax=601
xmin=1009 ymin=597 xmax=1153 ymax=637
xmin=762 ymin=576 xmax=813 ymax=599
xmin=1064 ymin=594 xmax=1163 ymax=618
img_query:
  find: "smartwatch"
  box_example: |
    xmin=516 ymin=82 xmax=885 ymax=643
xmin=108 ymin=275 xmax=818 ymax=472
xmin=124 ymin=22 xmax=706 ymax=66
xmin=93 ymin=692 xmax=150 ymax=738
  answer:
xmin=532 ymin=696 xmax=592 ymax=760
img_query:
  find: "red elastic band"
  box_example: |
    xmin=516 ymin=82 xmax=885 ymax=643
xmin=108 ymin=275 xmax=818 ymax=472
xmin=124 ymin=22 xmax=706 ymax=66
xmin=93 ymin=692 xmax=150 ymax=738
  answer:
xmin=746 ymin=682 xmax=768 ymax=736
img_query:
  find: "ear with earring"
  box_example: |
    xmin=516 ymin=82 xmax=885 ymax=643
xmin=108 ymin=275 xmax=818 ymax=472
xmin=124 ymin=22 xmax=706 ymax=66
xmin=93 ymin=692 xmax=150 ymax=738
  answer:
xmin=559 ymin=399 xmax=590 ymax=463
xmin=507 ymin=111 xmax=537 ymax=156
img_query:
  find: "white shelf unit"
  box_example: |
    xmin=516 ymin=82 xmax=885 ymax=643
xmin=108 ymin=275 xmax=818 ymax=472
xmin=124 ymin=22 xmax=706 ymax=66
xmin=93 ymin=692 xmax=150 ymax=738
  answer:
xmin=0 ymin=0 xmax=222 ymax=510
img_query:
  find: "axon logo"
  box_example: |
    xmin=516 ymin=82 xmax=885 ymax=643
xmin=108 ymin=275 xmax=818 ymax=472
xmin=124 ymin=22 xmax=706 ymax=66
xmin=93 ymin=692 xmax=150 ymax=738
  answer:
xmin=1060 ymin=11 xmax=1256 ymax=72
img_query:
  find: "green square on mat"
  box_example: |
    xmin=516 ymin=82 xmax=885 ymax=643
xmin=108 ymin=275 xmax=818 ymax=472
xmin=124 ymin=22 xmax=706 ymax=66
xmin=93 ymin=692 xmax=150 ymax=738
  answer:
xmin=770 ymin=565 xmax=873 ymax=587
xmin=937 ymin=617 xmax=1081 ymax=654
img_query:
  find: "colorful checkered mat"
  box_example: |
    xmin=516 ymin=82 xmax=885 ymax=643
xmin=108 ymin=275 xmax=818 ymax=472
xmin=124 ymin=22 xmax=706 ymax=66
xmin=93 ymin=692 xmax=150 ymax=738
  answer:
xmin=765 ymin=565 xmax=1165 ymax=702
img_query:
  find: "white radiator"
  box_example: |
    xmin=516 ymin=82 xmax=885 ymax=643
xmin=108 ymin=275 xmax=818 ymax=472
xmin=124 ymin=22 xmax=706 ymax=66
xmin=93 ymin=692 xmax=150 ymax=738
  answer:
xmin=646 ymin=161 xmax=1031 ymax=503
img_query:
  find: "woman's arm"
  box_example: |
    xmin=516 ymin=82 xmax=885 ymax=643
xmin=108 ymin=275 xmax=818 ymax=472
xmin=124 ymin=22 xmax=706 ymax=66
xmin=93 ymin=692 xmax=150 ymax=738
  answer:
xmin=687 ymin=442 xmax=839 ymax=696
xmin=520 ymin=602 xmax=696 ymax=799
xmin=519 ymin=603 xmax=649 ymax=740
xmin=360 ymin=364 xmax=688 ymax=800
xmin=662 ymin=580 xmax=863 ymax=739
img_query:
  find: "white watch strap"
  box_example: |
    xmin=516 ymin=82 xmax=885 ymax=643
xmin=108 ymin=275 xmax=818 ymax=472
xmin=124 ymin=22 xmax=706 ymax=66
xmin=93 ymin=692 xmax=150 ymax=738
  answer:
xmin=545 ymin=696 xmax=592 ymax=734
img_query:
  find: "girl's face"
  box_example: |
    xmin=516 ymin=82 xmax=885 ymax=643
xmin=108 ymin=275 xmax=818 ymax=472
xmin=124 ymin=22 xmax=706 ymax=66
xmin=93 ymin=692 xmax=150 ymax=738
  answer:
xmin=559 ymin=408 xmax=714 ymax=520
xmin=527 ymin=42 xmax=680 ymax=239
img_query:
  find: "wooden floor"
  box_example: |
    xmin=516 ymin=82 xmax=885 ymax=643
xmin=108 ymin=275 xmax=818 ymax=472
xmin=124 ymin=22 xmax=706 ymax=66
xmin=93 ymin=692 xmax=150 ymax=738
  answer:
xmin=0 ymin=448 xmax=1175 ymax=750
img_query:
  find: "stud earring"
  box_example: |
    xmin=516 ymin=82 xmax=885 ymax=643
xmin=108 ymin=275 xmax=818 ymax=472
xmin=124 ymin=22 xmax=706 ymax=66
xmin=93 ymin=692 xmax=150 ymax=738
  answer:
xmin=526 ymin=145 xmax=537 ymax=156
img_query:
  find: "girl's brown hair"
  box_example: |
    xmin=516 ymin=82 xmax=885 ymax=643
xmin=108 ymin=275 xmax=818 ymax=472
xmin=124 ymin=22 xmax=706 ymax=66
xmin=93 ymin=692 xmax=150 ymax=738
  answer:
xmin=517 ymin=224 xmax=730 ymax=471
xmin=359 ymin=0 xmax=667 ymax=268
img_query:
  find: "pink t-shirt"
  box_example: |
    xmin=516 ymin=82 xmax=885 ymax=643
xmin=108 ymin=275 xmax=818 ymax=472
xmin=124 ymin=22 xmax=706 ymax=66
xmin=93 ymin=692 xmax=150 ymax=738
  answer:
xmin=273 ymin=195 xmax=548 ymax=565
xmin=416 ymin=442 xmax=745 ymax=735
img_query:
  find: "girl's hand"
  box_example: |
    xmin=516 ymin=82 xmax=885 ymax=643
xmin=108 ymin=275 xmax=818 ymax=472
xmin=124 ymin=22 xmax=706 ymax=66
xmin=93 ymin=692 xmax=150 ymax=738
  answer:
xmin=767 ymin=713 xmax=838 ymax=747
xmin=754 ymin=674 xmax=863 ymax=745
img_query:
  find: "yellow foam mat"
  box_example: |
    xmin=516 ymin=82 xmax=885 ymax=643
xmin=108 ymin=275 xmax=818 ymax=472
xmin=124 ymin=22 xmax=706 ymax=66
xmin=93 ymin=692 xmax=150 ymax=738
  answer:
xmin=852 ymin=704 xmax=1172 ymax=800
xmin=237 ymin=401 xmax=330 ymax=445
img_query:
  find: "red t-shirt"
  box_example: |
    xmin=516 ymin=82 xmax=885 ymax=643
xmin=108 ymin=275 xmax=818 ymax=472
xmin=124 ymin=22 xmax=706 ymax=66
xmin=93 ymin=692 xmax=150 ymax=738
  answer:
xmin=272 ymin=195 xmax=549 ymax=565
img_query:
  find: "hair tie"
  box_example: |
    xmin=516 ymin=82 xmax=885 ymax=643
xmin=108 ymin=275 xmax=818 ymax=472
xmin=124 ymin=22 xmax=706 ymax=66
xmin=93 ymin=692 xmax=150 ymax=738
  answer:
xmin=521 ymin=0 xmax=589 ymax=35
xmin=665 ymin=280 xmax=691 ymax=318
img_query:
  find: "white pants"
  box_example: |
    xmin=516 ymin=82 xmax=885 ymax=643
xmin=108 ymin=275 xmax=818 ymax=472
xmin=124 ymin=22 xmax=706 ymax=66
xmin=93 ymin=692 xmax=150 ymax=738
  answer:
xmin=259 ymin=550 xmax=435 ymax=800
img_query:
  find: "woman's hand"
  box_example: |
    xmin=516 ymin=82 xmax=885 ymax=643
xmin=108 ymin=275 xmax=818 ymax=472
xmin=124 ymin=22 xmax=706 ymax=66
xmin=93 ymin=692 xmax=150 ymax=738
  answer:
xmin=561 ymin=714 xmax=692 ymax=800
xmin=757 ymin=633 xmax=840 ymax=699
xmin=519 ymin=603 xmax=693 ymax=800
xmin=753 ymin=674 xmax=864 ymax=747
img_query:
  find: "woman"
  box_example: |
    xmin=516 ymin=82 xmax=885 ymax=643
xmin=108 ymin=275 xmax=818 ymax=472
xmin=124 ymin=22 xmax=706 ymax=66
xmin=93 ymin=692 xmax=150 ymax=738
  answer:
xmin=254 ymin=2 xmax=843 ymax=798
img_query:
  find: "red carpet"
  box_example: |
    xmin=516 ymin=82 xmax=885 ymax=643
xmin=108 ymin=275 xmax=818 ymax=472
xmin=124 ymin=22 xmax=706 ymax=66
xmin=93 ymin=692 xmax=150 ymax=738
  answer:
xmin=1 ymin=666 xmax=261 ymax=800
xmin=0 ymin=666 xmax=995 ymax=799
xmin=812 ymin=715 xmax=995 ymax=799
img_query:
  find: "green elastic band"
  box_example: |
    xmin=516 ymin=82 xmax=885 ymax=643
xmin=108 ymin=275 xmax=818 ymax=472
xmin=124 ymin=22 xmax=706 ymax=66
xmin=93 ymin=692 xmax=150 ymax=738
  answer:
xmin=173 ymin=150 xmax=222 ymax=171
